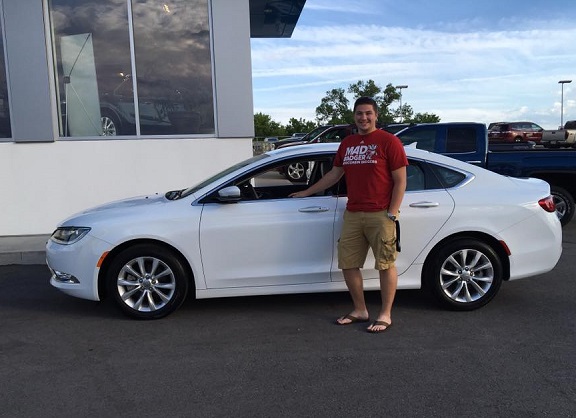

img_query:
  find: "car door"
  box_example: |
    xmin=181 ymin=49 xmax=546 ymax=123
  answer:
xmin=198 ymin=155 xmax=338 ymax=289
xmin=330 ymin=158 xmax=455 ymax=282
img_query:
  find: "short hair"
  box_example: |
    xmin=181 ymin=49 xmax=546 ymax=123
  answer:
xmin=353 ymin=96 xmax=378 ymax=114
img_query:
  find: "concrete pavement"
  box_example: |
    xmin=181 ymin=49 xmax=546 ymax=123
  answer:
xmin=0 ymin=235 xmax=49 ymax=265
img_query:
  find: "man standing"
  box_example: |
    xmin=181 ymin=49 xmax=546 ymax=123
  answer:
xmin=290 ymin=97 xmax=408 ymax=333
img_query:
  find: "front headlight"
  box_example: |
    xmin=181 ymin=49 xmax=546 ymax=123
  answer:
xmin=50 ymin=227 xmax=91 ymax=245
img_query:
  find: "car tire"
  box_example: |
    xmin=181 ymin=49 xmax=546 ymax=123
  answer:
xmin=284 ymin=162 xmax=308 ymax=182
xmin=101 ymin=110 xmax=121 ymax=136
xmin=425 ymin=238 xmax=503 ymax=311
xmin=106 ymin=244 xmax=190 ymax=319
xmin=551 ymin=185 xmax=574 ymax=226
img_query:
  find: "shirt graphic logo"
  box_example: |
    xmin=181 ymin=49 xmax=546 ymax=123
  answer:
xmin=342 ymin=144 xmax=378 ymax=165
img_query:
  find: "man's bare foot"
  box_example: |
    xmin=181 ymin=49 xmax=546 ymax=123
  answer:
xmin=335 ymin=312 xmax=369 ymax=325
xmin=367 ymin=320 xmax=392 ymax=333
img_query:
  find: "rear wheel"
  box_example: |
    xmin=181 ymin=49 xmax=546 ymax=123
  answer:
xmin=107 ymin=244 xmax=190 ymax=319
xmin=551 ymin=185 xmax=574 ymax=226
xmin=425 ymin=238 xmax=503 ymax=311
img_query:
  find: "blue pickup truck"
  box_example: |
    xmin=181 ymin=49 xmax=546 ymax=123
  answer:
xmin=395 ymin=122 xmax=576 ymax=226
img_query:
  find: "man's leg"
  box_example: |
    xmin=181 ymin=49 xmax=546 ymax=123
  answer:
xmin=336 ymin=267 xmax=369 ymax=324
xmin=367 ymin=265 xmax=397 ymax=332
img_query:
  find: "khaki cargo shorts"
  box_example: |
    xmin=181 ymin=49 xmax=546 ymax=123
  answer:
xmin=337 ymin=210 xmax=397 ymax=270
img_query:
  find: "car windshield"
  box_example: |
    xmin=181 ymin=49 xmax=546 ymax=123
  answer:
xmin=178 ymin=153 xmax=270 ymax=198
xmin=302 ymin=126 xmax=330 ymax=141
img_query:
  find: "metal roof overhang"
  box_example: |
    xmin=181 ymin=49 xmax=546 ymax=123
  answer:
xmin=249 ymin=0 xmax=306 ymax=38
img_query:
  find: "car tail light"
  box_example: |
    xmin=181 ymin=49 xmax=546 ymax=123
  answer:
xmin=538 ymin=195 xmax=556 ymax=212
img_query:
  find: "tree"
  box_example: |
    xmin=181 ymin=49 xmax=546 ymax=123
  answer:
xmin=315 ymin=88 xmax=351 ymax=124
xmin=316 ymin=80 xmax=440 ymax=125
xmin=410 ymin=112 xmax=441 ymax=123
xmin=348 ymin=80 xmax=400 ymax=124
xmin=253 ymin=112 xmax=285 ymax=138
xmin=285 ymin=117 xmax=317 ymax=135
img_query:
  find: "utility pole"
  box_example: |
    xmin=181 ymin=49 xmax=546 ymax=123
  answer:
xmin=395 ymin=85 xmax=408 ymax=122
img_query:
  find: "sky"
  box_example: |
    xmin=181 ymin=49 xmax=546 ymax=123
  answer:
xmin=250 ymin=0 xmax=576 ymax=129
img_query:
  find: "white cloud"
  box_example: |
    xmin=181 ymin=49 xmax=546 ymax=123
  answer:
xmin=252 ymin=15 xmax=576 ymax=129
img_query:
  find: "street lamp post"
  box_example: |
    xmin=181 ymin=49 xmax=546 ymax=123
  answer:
xmin=395 ymin=85 xmax=408 ymax=122
xmin=559 ymin=80 xmax=572 ymax=128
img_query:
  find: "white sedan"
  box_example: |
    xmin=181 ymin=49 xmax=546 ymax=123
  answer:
xmin=46 ymin=144 xmax=562 ymax=319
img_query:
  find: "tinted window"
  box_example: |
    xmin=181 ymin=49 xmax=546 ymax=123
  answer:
xmin=397 ymin=128 xmax=436 ymax=151
xmin=432 ymin=164 xmax=467 ymax=188
xmin=446 ymin=127 xmax=476 ymax=153
xmin=48 ymin=0 xmax=214 ymax=138
xmin=406 ymin=162 xmax=425 ymax=191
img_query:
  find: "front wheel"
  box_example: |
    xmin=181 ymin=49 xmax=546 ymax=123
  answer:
xmin=425 ymin=238 xmax=503 ymax=311
xmin=101 ymin=110 xmax=121 ymax=136
xmin=551 ymin=185 xmax=574 ymax=226
xmin=107 ymin=244 xmax=190 ymax=319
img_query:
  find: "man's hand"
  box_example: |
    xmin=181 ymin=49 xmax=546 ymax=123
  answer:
xmin=289 ymin=190 xmax=310 ymax=198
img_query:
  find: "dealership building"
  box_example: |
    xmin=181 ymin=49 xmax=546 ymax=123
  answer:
xmin=0 ymin=0 xmax=304 ymax=240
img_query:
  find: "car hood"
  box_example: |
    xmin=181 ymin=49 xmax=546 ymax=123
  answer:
xmin=58 ymin=193 xmax=170 ymax=227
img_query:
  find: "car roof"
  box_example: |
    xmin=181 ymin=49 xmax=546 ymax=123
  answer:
xmin=267 ymin=142 xmax=478 ymax=173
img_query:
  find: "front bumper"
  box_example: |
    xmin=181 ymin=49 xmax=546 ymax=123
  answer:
xmin=46 ymin=234 xmax=113 ymax=301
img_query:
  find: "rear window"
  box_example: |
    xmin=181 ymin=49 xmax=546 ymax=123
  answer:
xmin=432 ymin=164 xmax=467 ymax=188
xmin=565 ymin=121 xmax=576 ymax=129
xmin=446 ymin=127 xmax=476 ymax=153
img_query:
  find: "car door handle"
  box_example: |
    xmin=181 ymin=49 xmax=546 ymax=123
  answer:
xmin=409 ymin=201 xmax=440 ymax=208
xmin=298 ymin=206 xmax=330 ymax=213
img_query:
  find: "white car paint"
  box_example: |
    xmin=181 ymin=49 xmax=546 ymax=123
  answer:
xmin=46 ymin=143 xmax=563 ymax=318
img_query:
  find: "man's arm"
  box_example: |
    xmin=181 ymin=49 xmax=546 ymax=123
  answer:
xmin=289 ymin=166 xmax=344 ymax=198
xmin=388 ymin=166 xmax=407 ymax=216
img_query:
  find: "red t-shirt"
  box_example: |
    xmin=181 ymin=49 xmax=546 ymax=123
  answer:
xmin=334 ymin=129 xmax=408 ymax=212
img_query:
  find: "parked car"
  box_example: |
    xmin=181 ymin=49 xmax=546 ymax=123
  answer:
xmin=269 ymin=125 xmax=332 ymax=150
xmin=93 ymin=75 xmax=200 ymax=136
xmin=46 ymin=143 xmax=562 ymax=319
xmin=541 ymin=120 xmax=576 ymax=148
xmin=277 ymin=124 xmax=357 ymax=181
xmin=488 ymin=121 xmax=544 ymax=143
xmin=396 ymin=122 xmax=576 ymax=226
xmin=382 ymin=123 xmax=416 ymax=134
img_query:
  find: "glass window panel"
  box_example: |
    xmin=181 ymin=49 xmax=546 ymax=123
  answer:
xmin=446 ymin=127 xmax=476 ymax=153
xmin=48 ymin=0 xmax=214 ymax=138
xmin=131 ymin=0 xmax=214 ymax=135
xmin=49 ymin=0 xmax=134 ymax=137
xmin=0 ymin=15 xmax=11 ymax=139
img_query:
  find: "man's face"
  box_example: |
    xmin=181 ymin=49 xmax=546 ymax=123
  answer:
xmin=354 ymin=104 xmax=378 ymax=134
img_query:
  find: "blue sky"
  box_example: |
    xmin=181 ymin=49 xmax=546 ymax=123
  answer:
xmin=250 ymin=0 xmax=576 ymax=129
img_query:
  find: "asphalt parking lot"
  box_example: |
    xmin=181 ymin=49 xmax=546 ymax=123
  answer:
xmin=1 ymin=223 xmax=575 ymax=418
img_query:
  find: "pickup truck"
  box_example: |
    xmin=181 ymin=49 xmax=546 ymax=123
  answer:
xmin=541 ymin=120 xmax=576 ymax=148
xmin=395 ymin=122 xmax=576 ymax=226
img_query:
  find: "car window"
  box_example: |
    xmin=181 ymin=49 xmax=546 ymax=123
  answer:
xmin=397 ymin=128 xmax=436 ymax=151
xmin=211 ymin=155 xmax=337 ymax=202
xmin=445 ymin=127 xmax=476 ymax=153
xmin=406 ymin=162 xmax=425 ymax=191
xmin=430 ymin=163 xmax=468 ymax=188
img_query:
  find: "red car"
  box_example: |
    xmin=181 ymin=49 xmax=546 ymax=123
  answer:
xmin=488 ymin=121 xmax=543 ymax=143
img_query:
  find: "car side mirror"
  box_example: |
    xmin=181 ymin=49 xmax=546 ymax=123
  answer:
xmin=217 ymin=186 xmax=241 ymax=203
